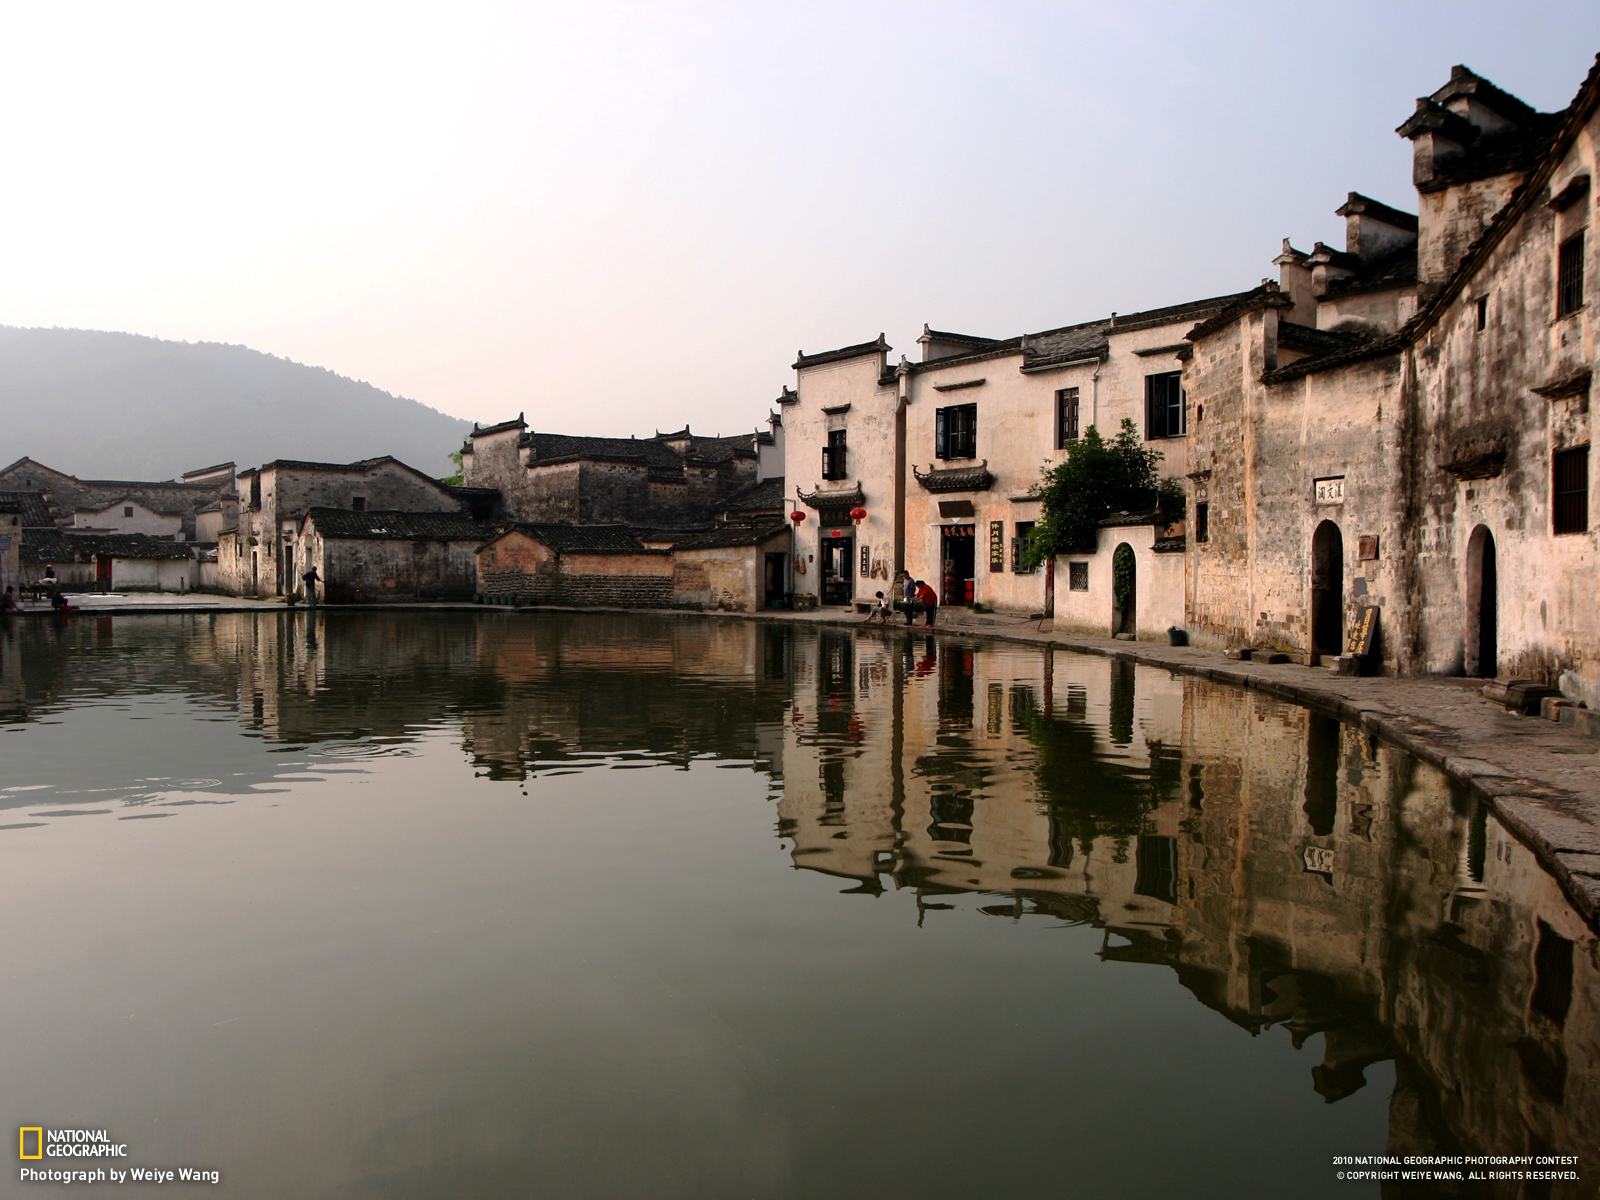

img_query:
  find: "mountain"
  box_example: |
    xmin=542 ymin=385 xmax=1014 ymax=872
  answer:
xmin=0 ymin=327 xmax=473 ymax=480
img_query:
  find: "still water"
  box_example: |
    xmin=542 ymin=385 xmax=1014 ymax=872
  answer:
xmin=0 ymin=611 xmax=1593 ymax=1199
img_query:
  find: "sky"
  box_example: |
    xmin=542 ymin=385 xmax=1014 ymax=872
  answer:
xmin=0 ymin=1 xmax=1596 ymax=437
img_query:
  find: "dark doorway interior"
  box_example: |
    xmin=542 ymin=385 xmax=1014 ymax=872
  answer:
xmin=1311 ymin=521 xmax=1344 ymax=659
xmin=820 ymin=536 xmax=854 ymax=607
xmin=1466 ymin=525 xmax=1497 ymax=678
xmin=940 ymin=525 xmax=975 ymax=606
xmin=764 ymin=552 xmax=787 ymax=609
xmin=1112 ymin=543 xmax=1136 ymax=637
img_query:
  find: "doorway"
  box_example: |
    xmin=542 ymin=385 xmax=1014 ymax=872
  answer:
xmin=95 ymin=556 xmax=112 ymax=590
xmin=1311 ymin=521 xmax=1344 ymax=659
xmin=764 ymin=552 xmax=787 ymax=609
xmin=251 ymin=551 xmax=259 ymax=596
xmin=1112 ymin=543 xmax=1136 ymax=636
xmin=940 ymin=524 xmax=975 ymax=606
xmin=820 ymin=536 xmax=854 ymax=606
xmin=1466 ymin=525 xmax=1497 ymax=677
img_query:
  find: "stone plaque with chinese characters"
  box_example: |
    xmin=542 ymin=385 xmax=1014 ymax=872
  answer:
xmin=1314 ymin=477 xmax=1345 ymax=505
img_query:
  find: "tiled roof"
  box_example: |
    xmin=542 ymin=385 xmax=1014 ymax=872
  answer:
xmin=0 ymin=491 xmax=57 ymax=527
xmin=723 ymin=477 xmax=786 ymax=513
xmin=470 ymin=415 xmax=527 ymax=438
xmin=794 ymin=334 xmax=890 ymax=370
xmin=20 ymin=529 xmax=193 ymax=563
xmin=672 ymin=523 xmax=790 ymax=549
xmin=500 ymin=523 xmax=655 ymax=554
xmin=304 ymin=509 xmax=488 ymax=540
xmin=1277 ymin=322 xmax=1366 ymax=354
xmin=913 ymin=462 xmax=995 ymax=493
xmin=521 ymin=432 xmax=685 ymax=475
xmin=1319 ymin=244 xmax=1419 ymax=300
xmin=796 ymin=484 xmax=865 ymax=511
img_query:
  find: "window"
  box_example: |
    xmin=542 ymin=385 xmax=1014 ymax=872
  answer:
xmin=1056 ymin=387 xmax=1080 ymax=447
xmin=1145 ymin=372 xmax=1185 ymax=439
xmin=1134 ymin=835 xmax=1178 ymax=904
xmin=123 ymin=506 xmax=134 ymax=518
xmin=1475 ymin=295 xmax=1488 ymax=331
xmin=249 ymin=476 xmax=261 ymax=508
xmin=1011 ymin=522 xmax=1037 ymax=573
xmin=1068 ymin=561 xmax=1089 ymax=591
xmin=1558 ymin=231 xmax=1585 ymax=317
xmin=821 ymin=429 xmax=847 ymax=480
xmin=351 ymin=496 xmax=366 ymax=511
xmin=1553 ymin=445 xmax=1589 ymax=534
xmin=1194 ymin=502 xmax=1209 ymax=544
xmin=936 ymin=403 xmax=977 ymax=460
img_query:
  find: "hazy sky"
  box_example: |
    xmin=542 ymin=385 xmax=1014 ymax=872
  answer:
xmin=1 ymin=2 xmax=1596 ymax=436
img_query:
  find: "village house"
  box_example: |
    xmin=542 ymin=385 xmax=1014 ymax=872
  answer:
xmin=669 ymin=523 xmax=792 ymax=611
xmin=219 ymin=456 xmax=484 ymax=597
xmin=0 ymin=498 xmax=20 ymax=594
xmin=0 ymin=457 xmax=235 ymax=540
xmin=781 ymin=291 xmax=1246 ymax=617
xmin=1182 ymin=59 xmax=1600 ymax=700
xmin=297 ymin=508 xmax=486 ymax=603
xmin=460 ymin=416 xmax=780 ymax=529
xmin=18 ymin=528 xmax=197 ymax=591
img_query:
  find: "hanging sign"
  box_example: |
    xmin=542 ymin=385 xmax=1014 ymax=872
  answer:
xmin=1347 ymin=605 xmax=1379 ymax=658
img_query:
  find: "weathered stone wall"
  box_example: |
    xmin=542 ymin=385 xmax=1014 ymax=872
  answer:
xmin=575 ymin=461 xmax=651 ymax=524
xmin=1186 ymin=308 xmax=1410 ymax=668
xmin=73 ymin=500 xmax=183 ymax=538
xmin=305 ymin=535 xmax=479 ymax=602
xmin=0 ymin=516 xmax=19 ymax=592
xmin=461 ymin=426 xmax=526 ymax=497
xmin=1406 ymin=114 xmax=1599 ymax=698
xmin=673 ymin=545 xmax=762 ymax=611
xmin=476 ymin=529 xmax=673 ymax=607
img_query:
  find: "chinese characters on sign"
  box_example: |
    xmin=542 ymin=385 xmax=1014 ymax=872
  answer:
xmin=1315 ymin=477 xmax=1345 ymax=505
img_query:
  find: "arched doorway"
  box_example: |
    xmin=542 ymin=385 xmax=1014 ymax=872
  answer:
xmin=1466 ymin=525 xmax=1497 ymax=678
xmin=1311 ymin=521 xmax=1344 ymax=660
xmin=1112 ymin=543 xmax=1136 ymax=637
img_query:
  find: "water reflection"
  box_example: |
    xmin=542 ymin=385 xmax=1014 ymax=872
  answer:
xmin=0 ymin=610 xmax=1594 ymax=1195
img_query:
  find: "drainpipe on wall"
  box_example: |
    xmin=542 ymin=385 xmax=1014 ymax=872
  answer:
xmin=894 ymin=356 xmax=911 ymax=574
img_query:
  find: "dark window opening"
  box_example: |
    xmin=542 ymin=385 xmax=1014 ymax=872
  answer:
xmin=1476 ymin=295 xmax=1488 ymax=331
xmin=1068 ymin=561 xmax=1088 ymax=591
xmin=1134 ymin=835 xmax=1177 ymax=905
xmin=351 ymin=496 xmax=366 ymax=511
xmin=1558 ymin=230 xmax=1585 ymax=317
xmin=822 ymin=429 xmax=847 ymax=480
xmin=936 ymin=403 xmax=977 ymax=460
xmin=1553 ymin=445 xmax=1589 ymax=534
xmin=1056 ymin=387 xmax=1079 ymax=446
xmin=1145 ymin=372 xmax=1185 ymax=440
xmin=1195 ymin=501 xmax=1209 ymax=544
xmin=1532 ymin=920 xmax=1574 ymax=1027
xmin=1011 ymin=521 xmax=1037 ymax=573
xmin=123 ymin=506 xmax=134 ymax=518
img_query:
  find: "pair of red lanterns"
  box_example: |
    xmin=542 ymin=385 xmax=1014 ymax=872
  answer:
xmin=790 ymin=507 xmax=867 ymax=525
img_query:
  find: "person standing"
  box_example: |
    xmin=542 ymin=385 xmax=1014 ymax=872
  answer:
xmin=301 ymin=564 xmax=322 ymax=607
xmin=914 ymin=579 xmax=938 ymax=628
xmin=900 ymin=571 xmax=917 ymax=626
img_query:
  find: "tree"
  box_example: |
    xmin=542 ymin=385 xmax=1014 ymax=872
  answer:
xmin=441 ymin=448 xmax=464 ymax=487
xmin=1024 ymin=419 xmax=1183 ymax=565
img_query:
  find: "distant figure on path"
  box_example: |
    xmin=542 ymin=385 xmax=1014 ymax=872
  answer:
xmin=899 ymin=572 xmax=917 ymax=625
xmin=914 ymin=580 xmax=938 ymax=628
xmin=302 ymin=565 xmax=322 ymax=607
xmin=864 ymin=591 xmax=891 ymax=624
xmin=0 ymin=586 xmax=16 ymax=612
xmin=49 ymin=589 xmax=71 ymax=611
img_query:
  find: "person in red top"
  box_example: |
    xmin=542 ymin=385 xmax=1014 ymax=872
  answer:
xmin=913 ymin=580 xmax=938 ymax=627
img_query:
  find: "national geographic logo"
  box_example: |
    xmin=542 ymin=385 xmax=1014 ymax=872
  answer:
xmin=17 ymin=1127 xmax=127 ymax=1158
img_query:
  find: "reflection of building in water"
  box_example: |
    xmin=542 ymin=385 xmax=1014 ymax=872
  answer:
xmin=780 ymin=632 xmax=1597 ymax=1181
xmin=460 ymin=615 xmax=792 ymax=780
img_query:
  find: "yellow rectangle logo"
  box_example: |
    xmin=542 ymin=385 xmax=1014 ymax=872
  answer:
xmin=19 ymin=1127 xmax=42 ymax=1159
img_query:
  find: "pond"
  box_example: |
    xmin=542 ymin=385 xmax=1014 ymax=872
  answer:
xmin=0 ymin=611 xmax=1594 ymax=1198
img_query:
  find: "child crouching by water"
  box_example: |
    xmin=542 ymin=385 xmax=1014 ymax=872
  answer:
xmin=863 ymin=591 xmax=893 ymax=624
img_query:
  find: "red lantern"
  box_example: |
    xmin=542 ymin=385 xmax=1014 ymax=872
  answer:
xmin=789 ymin=510 xmax=807 ymax=524
xmin=849 ymin=507 xmax=867 ymax=526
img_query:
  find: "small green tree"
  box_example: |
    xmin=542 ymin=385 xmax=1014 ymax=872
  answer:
xmin=1024 ymin=419 xmax=1183 ymax=566
xmin=442 ymin=448 xmax=464 ymax=487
